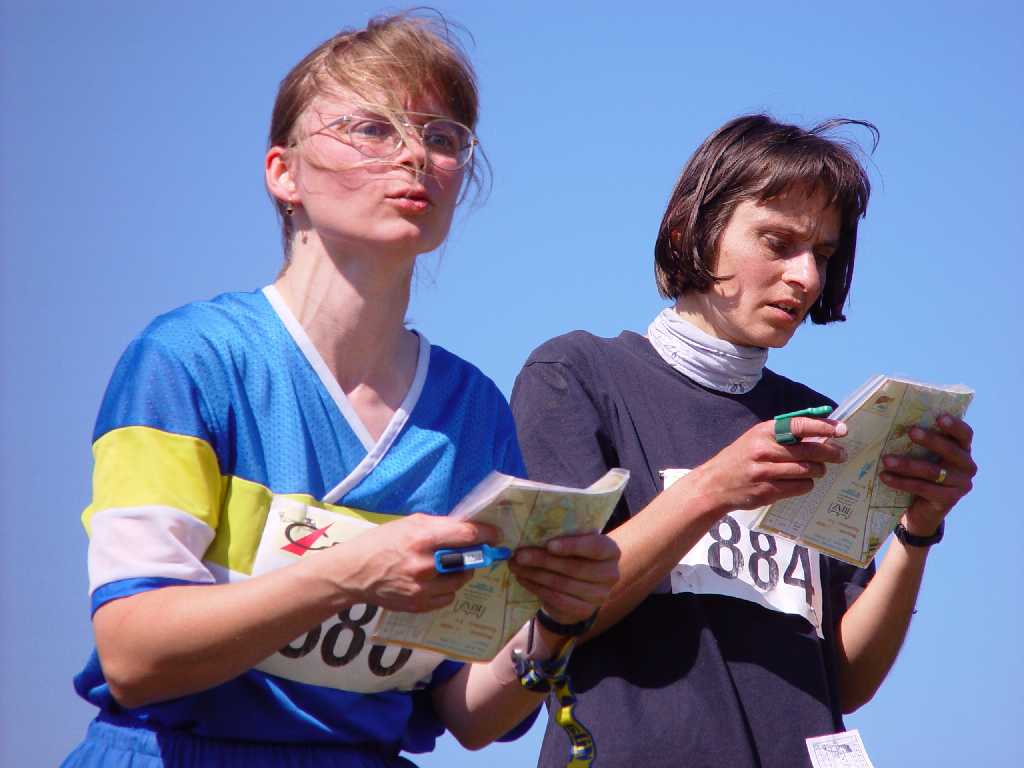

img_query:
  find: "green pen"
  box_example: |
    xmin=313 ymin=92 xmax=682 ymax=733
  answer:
xmin=773 ymin=405 xmax=834 ymax=445
xmin=775 ymin=405 xmax=834 ymax=420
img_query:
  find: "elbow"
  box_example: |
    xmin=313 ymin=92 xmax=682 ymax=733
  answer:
xmin=105 ymin=678 xmax=149 ymax=710
xmin=455 ymin=737 xmax=490 ymax=752
xmin=94 ymin=599 xmax=173 ymax=709
xmin=839 ymin=680 xmax=881 ymax=715
xmin=97 ymin=637 xmax=173 ymax=709
xmin=106 ymin=682 xmax=149 ymax=711
xmin=101 ymin=656 xmax=161 ymax=710
xmin=840 ymin=698 xmax=864 ymax=716
xmin=447 ymin=724 xmax=492 ymax=752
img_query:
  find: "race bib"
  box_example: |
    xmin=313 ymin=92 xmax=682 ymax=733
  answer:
xmin=250 ymin=496 xmax=448 ymax=692
xmin=663 ymin=469 xmax=824 ymax=637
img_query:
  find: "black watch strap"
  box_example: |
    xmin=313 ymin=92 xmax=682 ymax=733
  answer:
xmin=535 ymin=608 xmax=598 ymax=637
xmin=893 ymin=520 xmax=944 ymax=547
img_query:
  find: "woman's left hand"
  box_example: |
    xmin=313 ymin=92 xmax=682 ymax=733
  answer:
xmin=878 ymin=413 xmax=977 ymax=537
xmin=509 ymin=533 xmax=621 ymax=625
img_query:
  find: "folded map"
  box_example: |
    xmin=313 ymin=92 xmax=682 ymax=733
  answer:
xmin=372 ymin=468 xmax=629 ymax=661
xmin=752 ymin=375 xmax=973 ymax=568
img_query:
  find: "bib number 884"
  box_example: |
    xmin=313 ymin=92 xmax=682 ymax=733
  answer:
xmin=708 ymin=514 xmax=815 ymax=607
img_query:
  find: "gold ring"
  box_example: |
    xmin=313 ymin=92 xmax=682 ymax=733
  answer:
xmin=936 ymin=467 xmax=948 ymax=485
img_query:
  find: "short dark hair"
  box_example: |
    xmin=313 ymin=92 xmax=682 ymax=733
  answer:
xmin=654 ymin=114 xmax=877 ymax=324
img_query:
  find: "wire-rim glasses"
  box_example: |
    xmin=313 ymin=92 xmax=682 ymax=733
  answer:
xmin=312 ymin=112 xmax=477 ymax=170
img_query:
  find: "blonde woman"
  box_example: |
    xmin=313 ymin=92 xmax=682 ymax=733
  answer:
xmin=64 ymin=13 xmax=618 ymax=768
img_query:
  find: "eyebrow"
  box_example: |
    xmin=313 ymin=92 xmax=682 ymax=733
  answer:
xmin=758 ymin=221 xmax=839 ymax=248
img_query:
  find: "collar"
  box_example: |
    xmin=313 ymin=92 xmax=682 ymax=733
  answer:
xmin=646 ymin=307 xmax=768 ymax=394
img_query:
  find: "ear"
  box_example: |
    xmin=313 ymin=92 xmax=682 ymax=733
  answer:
xmin=265 ymin=145 xmax=298 ymax=207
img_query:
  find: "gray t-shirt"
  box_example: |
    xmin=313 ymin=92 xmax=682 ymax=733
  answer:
xmin=511 ymin=330 xmax=872 ymax=768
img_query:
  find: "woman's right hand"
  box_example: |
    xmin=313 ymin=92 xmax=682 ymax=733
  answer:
xmin=93 ymin=513 xmax=496 ymax=708
xmin=688 ymin=416 xmax=849 ymax=514
xmin=322 ymin=514 xmax=499 ymax=613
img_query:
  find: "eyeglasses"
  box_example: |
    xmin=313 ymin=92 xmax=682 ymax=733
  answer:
xmin=314 ymin=113 xmax=477 ymax=170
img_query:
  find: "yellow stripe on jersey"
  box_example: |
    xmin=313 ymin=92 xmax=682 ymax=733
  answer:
xmin=203 ymin=475 xmax=271 ymax=576
xmin=204 ymin=478 xmax=404 ymax=575
xmin=83 ymin=426 xmax=223 ymax=536
xmin=205 ymin=482 xmax=403 ymax=575
xmin=84 ymin=425 xmax=405 ymax=577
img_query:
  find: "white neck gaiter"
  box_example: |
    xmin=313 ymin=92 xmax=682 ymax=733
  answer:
xmin=646 ymin=308 xmax=768 ymax=394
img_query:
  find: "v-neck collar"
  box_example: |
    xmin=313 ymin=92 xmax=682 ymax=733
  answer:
xmin=262 ymin=285 xmax=430 ymax=504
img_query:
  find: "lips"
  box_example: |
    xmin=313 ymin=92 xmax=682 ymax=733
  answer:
xmin=386 ymin=187 xmax=433 ymax=206
xmin=766 ymin=299 xmax=803 ymax=320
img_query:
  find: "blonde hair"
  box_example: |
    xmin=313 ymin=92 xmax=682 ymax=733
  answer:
xmin=268 ymin=10 xmax=485 ymax=253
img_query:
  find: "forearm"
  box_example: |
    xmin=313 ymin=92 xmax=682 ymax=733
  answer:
xmin=433 ymin=621 xmax=563 ymax=750
xmin=835 ymin=541 xmax=930 ymax=712
xmin=95 ymin=511 xmax=492 ymax=708
xmin=589 ymin=468 xmax=723 ymax=637
xmin=94 ymin=554 xmax=354 ymax=708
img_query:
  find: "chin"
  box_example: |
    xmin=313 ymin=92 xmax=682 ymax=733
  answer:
xmin=378 ymin=225 xmax=445 ymax=255
xmin=764 ymin=329 xmax=800 ymax=348
xmin=738 ymin=325 xmax=798 ymax=349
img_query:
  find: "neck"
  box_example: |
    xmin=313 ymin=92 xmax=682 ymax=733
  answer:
xmin=672 ymin=294 xmax=719 ymax=339
xmin=274 ymin=231 xmax=418 ymax=393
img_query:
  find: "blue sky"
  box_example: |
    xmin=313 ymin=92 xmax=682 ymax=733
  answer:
xmin=1 ymin=1 xmax=1021 ymax=765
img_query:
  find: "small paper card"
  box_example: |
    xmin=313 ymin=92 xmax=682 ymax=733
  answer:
xmin=806 ymin=729 xmax=876 ymax=768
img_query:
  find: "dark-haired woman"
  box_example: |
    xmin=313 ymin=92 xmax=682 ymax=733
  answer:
xmin=511 ymin=115 xmax=976 ymax=768
xmin=63 ymin=13 xmax=618 ymax=768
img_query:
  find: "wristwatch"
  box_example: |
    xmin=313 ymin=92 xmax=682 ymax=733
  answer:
xmin=535 ymin=608 xmax=598 ymax=637
xmin=893 ymin=521 xmax=944 ymax=548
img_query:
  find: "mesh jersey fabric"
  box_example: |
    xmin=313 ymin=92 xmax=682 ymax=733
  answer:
xmin=74 ymin=287 xmax=530 ymax=757
xmin=61 ymin=715 xmax=420 ymax=768
xmin=511 ymin=330 xmax=873 ymax=768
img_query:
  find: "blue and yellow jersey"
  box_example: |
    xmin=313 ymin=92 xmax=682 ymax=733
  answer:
xmin=75 ymin=286 xmax=527 ymax=752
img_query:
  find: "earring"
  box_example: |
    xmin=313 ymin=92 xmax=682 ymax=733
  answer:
xmin=284 ymin=201 xmax=294 ymax=216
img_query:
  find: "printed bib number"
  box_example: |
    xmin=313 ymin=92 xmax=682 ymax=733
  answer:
xmin=279 ymin=603 xmax=413 ymax=676
xmin=251 ymin=497 xmax=447 ymax=692
xmin=663 ymin=469 xmax=823 ymax=636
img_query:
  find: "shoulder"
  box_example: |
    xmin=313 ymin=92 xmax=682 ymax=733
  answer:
xmin=423 ymin=342 xmax=523 ymax=473
xmin=428 ymin=342 xmax=505 ymax=401
xmin=524 ymin=329 xmax=646 ymax=369
xmin=426 ymin=341 xmax=487 ymax=378
xmin=520 ymin=329 xmax=649 ymax=388
xmin=95 ymin=290 xmax=270 ymax=440
xmin=140 ymin=289 xmax=272 ymax=362
xmin=513 ymin=331 xmax=646 ymax=429
xmin=524 ymin=330 xmax=598 ymax=362
xmin=124 ymin=289 xmax=280 ymax=386
xmin=525 ymin=330 xmax=614 ymax=364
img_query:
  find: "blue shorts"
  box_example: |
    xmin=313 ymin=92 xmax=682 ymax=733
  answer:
xmin=62 ymin=716 xmax=420 ymax=768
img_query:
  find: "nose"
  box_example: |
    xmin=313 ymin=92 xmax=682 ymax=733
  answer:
xmin=783 ymin=248 xmax=823 ymax=298
xmin=394 ymin=125 xmax=430 ymax=173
